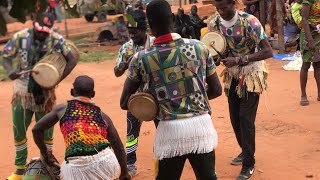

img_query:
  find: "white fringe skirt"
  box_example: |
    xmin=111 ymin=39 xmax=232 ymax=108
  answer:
xmin=154 ymin=114 xmax=218 ymax=160
xmin=60 ymin=148 xmax=121 ymax=180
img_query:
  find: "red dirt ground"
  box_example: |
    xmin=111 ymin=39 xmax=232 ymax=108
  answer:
xmin=1 ymin=2 xmax=320 ymax=180
xmin=0 ymin=56 xmax=320 ymax=180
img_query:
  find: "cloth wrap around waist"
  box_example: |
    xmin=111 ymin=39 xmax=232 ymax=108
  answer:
xmin=12 ymin=79 xmax=56 ymax=112
xmin=221 ymin=61 xmax=268 ymax=98
xmin=300 ymin=30 xmax=320 ymax=62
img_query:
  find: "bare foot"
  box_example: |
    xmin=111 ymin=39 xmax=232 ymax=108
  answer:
xmin=300 ymin=97 xmax=309 ymax=106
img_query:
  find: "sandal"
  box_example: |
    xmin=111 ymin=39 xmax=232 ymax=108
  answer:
xmin=6 ymin=173 xmax=23 ymax=180
xmin=300 ymin=97 xmax=310 ymax=106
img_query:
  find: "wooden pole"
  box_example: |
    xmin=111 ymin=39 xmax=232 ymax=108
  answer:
xmin=259 ymin=0 xmax=266 ymax=30
xmin=179 ymin=0 xmax=182 ymax=8
xmin=63 ymin=1 xmax=69 ymax=39
xmin=276 ymin=0 xmax=285 ymax=54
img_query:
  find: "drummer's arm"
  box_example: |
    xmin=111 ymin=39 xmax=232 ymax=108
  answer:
xmin=32 ymin=104 xmax=65 ymax=163
xmin=245 ymin=39 xmax=272 ymax=62
xmin=102 ymin=112 xmax=130 ymax=179
xmin=120 ymin=56 xmax=141 ymax=110
xmin=120 ymin=78 xmax=140 ymax=110
xmin=2 ymin=38 xmax=21 ymax=80
xmin=242 ymin=18 xmax=272 ymax=63
xmin=60 ymin=52 xmax=77 ymax=81
xmin=206 ymin=55 xmax=222 ymax=100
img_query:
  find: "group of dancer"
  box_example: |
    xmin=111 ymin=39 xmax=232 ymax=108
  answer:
xmin=3 ymin=0 xmax=319 ymax=179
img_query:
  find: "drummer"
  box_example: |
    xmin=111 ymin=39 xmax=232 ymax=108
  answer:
xmin=114 ymin=9 xmax=155 ymax=177
xmin=120 ymin=0 xmax=222 ymax=178
xmin=2 ymin=12 xmax=78 ymax=180
xmin=208 ymin=0 xmax=272 ymax=179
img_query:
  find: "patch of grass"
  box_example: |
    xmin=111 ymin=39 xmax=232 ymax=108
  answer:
xmin=69 ymin=38 xmax=90 ymax=46
xmin=79 ymin=51 xmax=117 ymax=63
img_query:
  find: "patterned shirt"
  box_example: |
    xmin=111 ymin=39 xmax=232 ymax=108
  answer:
xmin=127 ymin=33 xmax=216 ymax=121
xmin=291 ymin=2 xmax=302 ymax=28
xmin=60 ymin=98 xmax=110 ymax=159
xmin=208 ymin=12 xmax=266 ymax=57
xmin=303 ymin=0 xmax=320 ymax=26
xmin=208 ymin=12 xmax=268 ymax=97
xmin=115 ymin=34 xmax=155 ymax=70
xmin=2 ymin=28 xmax=71 ymax=80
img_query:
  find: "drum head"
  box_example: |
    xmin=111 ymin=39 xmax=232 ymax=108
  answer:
xmin=201 ymin=31 xmax=226 ymax=58
xmin=128 ymin=93 xmax=158 ymax=121
xmin=32 ymin=63 xmax=60 ymax=89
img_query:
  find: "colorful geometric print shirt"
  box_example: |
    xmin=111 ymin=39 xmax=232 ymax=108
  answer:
xmin=127 ymin=33 xmax=216 ymax=121
xmin=115 ymin=34 xmax=155 ymax=70
xmin=302 ymin=0 xmax=320 ymax=26
xmin=59 ymin=99 xmax=110 ymax=159
xmin=2 ymin=28 xmax=71 ymax=79
xmin=208 ymin=12 xmax=266 ymax=57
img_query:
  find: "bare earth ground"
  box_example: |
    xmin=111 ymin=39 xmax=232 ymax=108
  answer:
xmin=1 ymin=2 xmax=320 ymax=180
xmin=0 ymin=49 xmax=320 ymax=179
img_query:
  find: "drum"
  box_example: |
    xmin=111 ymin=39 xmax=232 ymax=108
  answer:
xmin=66 ymin=40 xmax=80 ymax=60
xmin=201 ymin=31 xmax=227 ymax=58
xmin=31 ymin=52 xmax=67 ymax=89
xmin=23 ymin=157 xmax=60 ymax=180
xmin=128 ymin=92 xmax=158 ymax=121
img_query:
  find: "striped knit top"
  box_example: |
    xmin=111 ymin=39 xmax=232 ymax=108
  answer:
xmin=60 ymin=98 xmax=110 ymax=159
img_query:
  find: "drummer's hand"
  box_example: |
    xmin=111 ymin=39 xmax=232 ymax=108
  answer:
xmin=307 ymin=38 xmax=316 ymax=51
xmin=41 ymin=151 xmax=57 ymax=166
xmin=214 ymin=57 xmax=221 ymax=66
xmin=221 ymin=57 xmax=237 ymax=68
xmin=8 ymin=70 xmax=21 ymax=80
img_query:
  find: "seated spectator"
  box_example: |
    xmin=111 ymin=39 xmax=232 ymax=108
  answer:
xmin=174 ymin=8 xmax=196 ymax=39
xmin=189 ymin=5 xmax=208 ymax=40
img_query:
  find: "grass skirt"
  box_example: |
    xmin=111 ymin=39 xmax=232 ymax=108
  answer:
xmin=60 ymin=148 xmax=121 ymax=180
xmin=153 ymin=114 xmax=218 ymax=160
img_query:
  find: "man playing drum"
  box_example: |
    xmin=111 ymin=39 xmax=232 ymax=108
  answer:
xmin=32 ymin=75 xmax=131 ymax=180
xmin=2 ymin=12 xmax=78 ymax=180
xmin=208 ymin=0 xmax=272 ymax=179
xmin=120 ymin=0 xmax=222 ymax=179
xmin=114 ymin=9 xmax=155 ymax=177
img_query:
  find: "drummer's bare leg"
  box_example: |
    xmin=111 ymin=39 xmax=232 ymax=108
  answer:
xmin=313 ymin=61 xmax=320 ymax=100
xmin=12 ymin=102 xmax=34 ymax=175
xmin=35 ymin=112 xmax=54 ymax=152
xmin=126 ymin=111 xmax=142 ymax=177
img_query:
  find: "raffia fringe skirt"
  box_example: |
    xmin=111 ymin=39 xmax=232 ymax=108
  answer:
xmin=60 ymin=148 xmax=121 ymax=180
xmin=154 ymin=114 xmax=218 ymax=160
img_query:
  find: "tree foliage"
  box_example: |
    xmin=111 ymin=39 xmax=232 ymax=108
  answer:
xmin=0 ymin=0 xmax=79 ymax=36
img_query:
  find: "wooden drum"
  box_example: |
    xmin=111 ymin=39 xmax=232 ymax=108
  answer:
xmin=32 ymin=52 xmax=66 ymax=89
xmin=201 ymin=31 xmax=227 ymax=58
xmin=23 ymin=157 xmax=60 ymax=180
xmin=128 ymin=92 xmax=158 ymax=121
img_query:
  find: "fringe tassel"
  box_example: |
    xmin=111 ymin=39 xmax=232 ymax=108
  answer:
xmin=221 ymin=61 xmax=268 ymax=98
xmin=60 ymin=148 xmax=121 ymax=180
xmin=154 ymin=114 xmax=218 ymax=160
xmin=12 ymin=79 xmax=56 ymax=112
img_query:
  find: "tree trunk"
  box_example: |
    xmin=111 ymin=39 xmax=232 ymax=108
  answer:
xmin=259 ymin=0 xmax=266 ymax=30
xmin=63 ymin=2 xmax=69 ymax=39
xmin=276 ymin=0 xmax=285 ymax=54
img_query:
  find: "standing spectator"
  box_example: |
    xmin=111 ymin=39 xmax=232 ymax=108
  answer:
xmin=48 ymin=0 xmax=62 ymax=23
xmin=299 ymin=0 xmax=320 ymax=105
xmin=189 ymin=5 xmax=208 ymax=40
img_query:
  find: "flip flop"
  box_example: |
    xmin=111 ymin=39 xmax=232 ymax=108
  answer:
xmin=300 ymin=98 xmax=310 ymax=106
xmin=6 ymin=173 xmax=23 ymax=180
